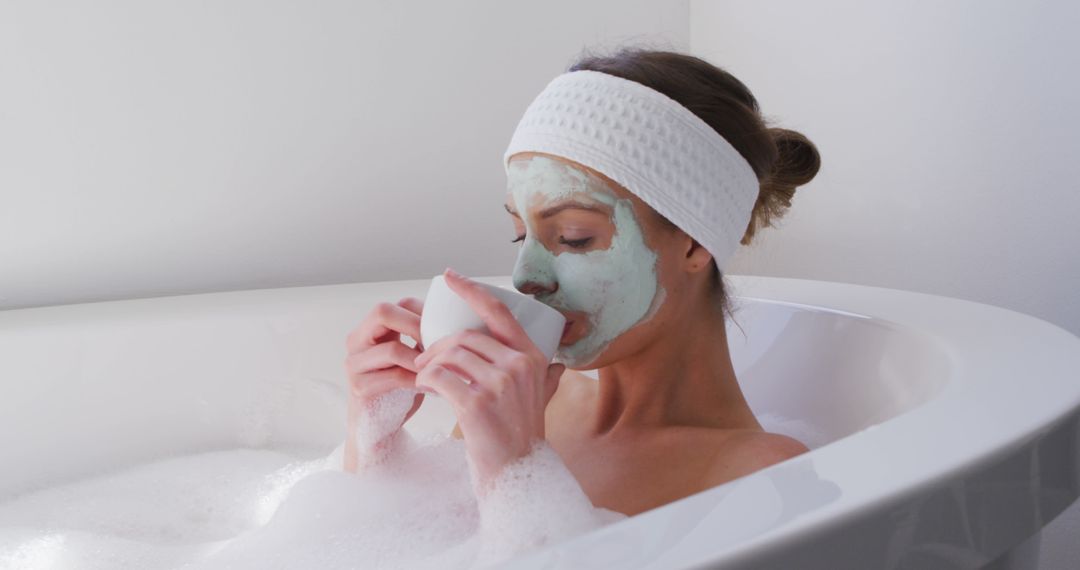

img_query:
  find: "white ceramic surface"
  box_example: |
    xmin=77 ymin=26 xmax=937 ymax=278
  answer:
xmin=0 ymin=275 xmax=1077 ymax=569
xmin=419 ymin=274 xmax=566 ymax=362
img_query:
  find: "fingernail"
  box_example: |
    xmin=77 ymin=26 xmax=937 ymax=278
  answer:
xmin=446 ymin=267 xmax=461 ymax=279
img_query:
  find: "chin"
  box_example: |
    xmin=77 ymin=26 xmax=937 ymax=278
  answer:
xmin=554 ymin=345 xmax=605 ymax=371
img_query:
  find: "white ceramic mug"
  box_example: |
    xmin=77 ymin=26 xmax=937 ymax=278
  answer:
xmin=419 ymin=274 xmax=567 ymax=362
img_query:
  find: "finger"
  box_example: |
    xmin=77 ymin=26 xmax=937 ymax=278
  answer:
xmin=345 ymin=341 xmax=421 ymax=374
xmin=396 ymin=297 xmax=426 ymax=348
xmin=442 ymin=268 xmax=532 ymax=353
xmin=346 ymin=301 xmax=423 ymax=353
xmin=543 ymin=363 xmax=566 ymax=404
xmin=414 ymin=328 xmax=507 ymax=369
xmin=416 ymin=365 xmax=475 ymax=413
xmin=349 ymin=367 xmax=417 ymax=400
xmin=398 ymin=296 xmax=424 ymax=316
xmin=427 ymin=344 xmax=502 ymax=389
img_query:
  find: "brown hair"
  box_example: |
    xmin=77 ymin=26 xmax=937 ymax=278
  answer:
xmin=568 ymin=46 xmax=821 ymax=319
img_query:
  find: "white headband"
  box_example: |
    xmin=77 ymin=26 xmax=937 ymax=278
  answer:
xmin=503 ymin=69 xmax=760 ymax=273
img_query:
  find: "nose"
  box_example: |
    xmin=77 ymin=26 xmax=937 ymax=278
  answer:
xmin=512 ymin=239 xmax=559 ymax=296
xmin=517 ymin=279 xmax=557 ymax=296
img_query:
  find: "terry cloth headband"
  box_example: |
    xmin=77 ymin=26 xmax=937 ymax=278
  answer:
xmin=503 ymin=69 xmax=760 ymax=273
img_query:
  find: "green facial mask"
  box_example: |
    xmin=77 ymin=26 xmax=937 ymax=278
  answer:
xmin=507 ymin=155 xmax=666 ymax=368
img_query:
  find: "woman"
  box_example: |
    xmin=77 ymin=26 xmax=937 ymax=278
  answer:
xmin=342 ymin=48 xmax=821 ymax=517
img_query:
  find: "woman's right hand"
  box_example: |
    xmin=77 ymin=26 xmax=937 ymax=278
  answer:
xmin=342 ymin=296 xmax=426 ymax=473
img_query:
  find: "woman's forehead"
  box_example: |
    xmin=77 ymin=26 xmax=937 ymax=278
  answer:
xmin=505 ymin=189 xmax=615 ymax=217
xmin=507 ymin=152 xmax=634 ymax=203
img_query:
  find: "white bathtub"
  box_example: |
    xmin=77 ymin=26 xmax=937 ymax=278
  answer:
xmin=1 ymin=275 xmax=1078 ymax=569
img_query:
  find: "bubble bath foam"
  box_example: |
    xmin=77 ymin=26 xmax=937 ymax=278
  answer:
xmin=0 ymin=426 xmax=625 ymax=570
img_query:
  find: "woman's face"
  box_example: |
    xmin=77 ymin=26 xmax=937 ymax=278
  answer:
xmin=505 ymin=152 xmax=674 ymax=369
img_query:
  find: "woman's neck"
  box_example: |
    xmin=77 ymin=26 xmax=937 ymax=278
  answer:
xmin=588 ymin=296 xmax=761 ymax=437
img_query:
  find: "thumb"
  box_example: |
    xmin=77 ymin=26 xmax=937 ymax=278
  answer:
xmin=543 ymin=362 xmax=567 ymax=403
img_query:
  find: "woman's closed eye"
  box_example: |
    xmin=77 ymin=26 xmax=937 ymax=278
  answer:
xmin=510 ymin=234 xmax=593 ymax=249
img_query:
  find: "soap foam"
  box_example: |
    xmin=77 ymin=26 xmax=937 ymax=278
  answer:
xmin=0 ymin=448 xmax=303 ymax=569
xmin=0 ymin=394 xmax=826 ymax=570
xmin=472 ymin=440 xmax=626 ymax=568
xmin=353 ymin=389 xmax=418 ymax=454
xmin=0 ymin=414 xmax=626 ymax=569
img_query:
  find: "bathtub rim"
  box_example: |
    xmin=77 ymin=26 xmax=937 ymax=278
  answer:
xmin=501 ymin=274 xmax=1080 ymax=569
xmin=2 ymin=273 xmax=1077 ymax=568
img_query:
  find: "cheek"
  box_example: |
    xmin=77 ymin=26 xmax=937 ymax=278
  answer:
xmin=511 ymin=198 xmax=664 ymax=341
xmin=550 ymin=254 xmax=616 ymax=310
xmin=559 ymin=201 xmax=663 ymax=329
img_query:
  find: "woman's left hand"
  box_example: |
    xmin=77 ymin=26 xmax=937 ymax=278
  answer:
xmin=413 ymin=267 xmax=566 ymax=493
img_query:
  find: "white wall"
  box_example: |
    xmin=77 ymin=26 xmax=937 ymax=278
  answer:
xmin=0 ymin=0 xmax=688 ymax=310
xmin=688 ymin=1 xmax=1080 ymax=567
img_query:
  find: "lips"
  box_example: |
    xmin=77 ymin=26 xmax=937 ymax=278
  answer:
xmin=559 ymin=319 xmax=574 ymax=344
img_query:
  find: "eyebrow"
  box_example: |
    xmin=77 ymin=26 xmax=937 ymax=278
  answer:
xmin=503 ymin=200 xmax=611 ymax=219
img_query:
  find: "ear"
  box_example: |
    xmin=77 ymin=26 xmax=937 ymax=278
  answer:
xmin=682 ymin=236 xmax=714 ymax=275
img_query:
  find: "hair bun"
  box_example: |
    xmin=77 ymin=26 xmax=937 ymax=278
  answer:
xmin=769 ymin=128 xmax=821 ymax=188
xmin=739 ymin=128 xmax=821 ymax=245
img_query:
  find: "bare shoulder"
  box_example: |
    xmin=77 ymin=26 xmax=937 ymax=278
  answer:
xmin=702 ymin=430 xmax=810 ymax=486
xmin=747 ymin=431 xmax=810 ymax=462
